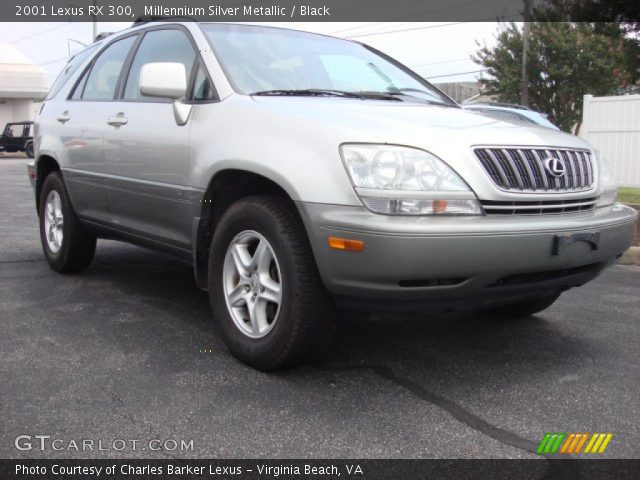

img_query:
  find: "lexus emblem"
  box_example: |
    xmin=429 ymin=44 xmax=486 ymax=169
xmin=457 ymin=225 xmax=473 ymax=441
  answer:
xmin=543 ymin=157 xmax=566 ymax=177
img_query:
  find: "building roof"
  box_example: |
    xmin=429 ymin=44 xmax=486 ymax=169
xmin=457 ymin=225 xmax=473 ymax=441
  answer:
xmin=0 ymin=43 xmax=48 ymax=99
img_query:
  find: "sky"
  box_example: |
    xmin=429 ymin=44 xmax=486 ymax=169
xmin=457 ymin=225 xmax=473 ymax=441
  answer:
xmin=0 ymin=21 xmax=504 ymax=86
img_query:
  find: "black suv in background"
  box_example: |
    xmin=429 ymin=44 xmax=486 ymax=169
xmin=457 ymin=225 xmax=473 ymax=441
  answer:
xmin=1 ymin=121 xmax=35 ymax=157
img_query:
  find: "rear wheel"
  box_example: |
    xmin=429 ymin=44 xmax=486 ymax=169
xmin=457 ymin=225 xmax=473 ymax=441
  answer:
xmin=209 ymin=195 xmax=335 ymax=370
xmin=482 ymin=292 xmax=562 ymax=318
xmin=39 ymin=171 xmax=96 ymax=272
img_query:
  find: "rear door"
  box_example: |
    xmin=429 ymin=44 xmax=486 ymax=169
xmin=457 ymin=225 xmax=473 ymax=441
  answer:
xmin=60 ymin=35 xmax=138 ymax=223
xmin=102 ymin=27 xmax=199 ymax=251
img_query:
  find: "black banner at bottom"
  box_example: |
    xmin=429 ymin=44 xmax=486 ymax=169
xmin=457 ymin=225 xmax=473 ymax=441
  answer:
xmin=1 ymin=459 xmax=640 ymax=480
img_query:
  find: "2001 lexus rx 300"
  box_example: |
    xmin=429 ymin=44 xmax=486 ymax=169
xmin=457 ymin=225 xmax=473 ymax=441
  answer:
xmin=30 ymin=21 xmax=637 ymax=370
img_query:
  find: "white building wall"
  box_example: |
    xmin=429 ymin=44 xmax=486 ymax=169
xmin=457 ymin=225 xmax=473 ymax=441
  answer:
xmin=0 ymin=99 xmax=38 ymax=126
xmin=0 ymin=101 xmax=12 ymax=127
xmin=580 ymin=94 xmax=640 ymax=187
xmin=0 ymin=42 xmax=48 ymax=127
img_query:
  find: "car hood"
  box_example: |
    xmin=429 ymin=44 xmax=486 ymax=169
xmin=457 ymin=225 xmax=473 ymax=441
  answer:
xmin=249 ymin=96 xmax=589 ymax=152
xmin=209 ymin=95 xmax=599 ymax=205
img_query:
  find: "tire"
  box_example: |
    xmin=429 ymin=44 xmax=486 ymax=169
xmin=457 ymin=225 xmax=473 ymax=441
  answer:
xmin=482 ymin=292 xmax=562 ymax=319
xmin=39 ymin=171 xmax=96 ymax=272
xmin=209 ymin=195 xmax=335 ymax=370
xmin=25 ymin=143 xmax=34 ymax=158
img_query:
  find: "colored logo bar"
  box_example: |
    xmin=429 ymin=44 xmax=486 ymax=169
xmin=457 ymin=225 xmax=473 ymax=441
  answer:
xmin=537 ymin=433 xmax=613 ymax=454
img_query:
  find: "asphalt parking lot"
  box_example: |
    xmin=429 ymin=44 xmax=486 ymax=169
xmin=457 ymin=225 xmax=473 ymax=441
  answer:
xmin=1 ymin=156 xmax=639 ymax=460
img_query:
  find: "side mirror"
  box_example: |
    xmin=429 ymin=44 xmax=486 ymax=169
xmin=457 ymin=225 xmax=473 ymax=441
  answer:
xmin=139 ymin=62 xmax=187 ymax=99
xmin=139 ymin=62 xmax=192 ymax=126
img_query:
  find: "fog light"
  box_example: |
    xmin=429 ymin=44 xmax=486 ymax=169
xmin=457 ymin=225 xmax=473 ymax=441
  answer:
xmin=328 ymin=236 xmax=365 ymax=252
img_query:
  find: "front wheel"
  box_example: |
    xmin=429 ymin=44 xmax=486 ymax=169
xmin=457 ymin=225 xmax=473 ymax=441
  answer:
xmin=209 ymin=195 xmax=335 ymax=370
xmin=39 ymin=171 xmax=96 ymax=272
xmin=482 ymin=292 xmax=562 ymax=319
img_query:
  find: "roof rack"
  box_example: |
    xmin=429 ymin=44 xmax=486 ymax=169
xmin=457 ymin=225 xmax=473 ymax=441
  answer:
xmin=133 ymin=15 xmax=197 ymax=25
xmin=94 ymin=32 xmax=114 ymax=42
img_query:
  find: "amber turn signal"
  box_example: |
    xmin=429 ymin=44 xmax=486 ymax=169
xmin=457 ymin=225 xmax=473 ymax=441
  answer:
xmin=327 ymin=236 xmax=365 ymax=252
xmin=432 ymin=199 xmax=448 ymax=213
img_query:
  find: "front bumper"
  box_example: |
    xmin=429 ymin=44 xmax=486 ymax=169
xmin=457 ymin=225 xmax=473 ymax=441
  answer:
xmin=297 ymin=202 xmax=637 ymax=311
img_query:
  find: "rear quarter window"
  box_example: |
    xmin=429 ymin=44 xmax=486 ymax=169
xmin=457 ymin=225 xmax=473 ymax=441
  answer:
xmin=46 ymin=44 xmax=98 ymax=100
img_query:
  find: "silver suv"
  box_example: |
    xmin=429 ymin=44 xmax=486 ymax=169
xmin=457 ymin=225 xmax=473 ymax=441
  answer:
xmin=30 ymin=22 xmax=637 ymax=370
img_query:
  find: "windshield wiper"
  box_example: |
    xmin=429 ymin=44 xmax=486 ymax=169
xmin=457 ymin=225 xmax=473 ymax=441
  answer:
xmin=385 ymin=88 xmax=458 ymax=107
xmin=252 ymin=89 xmax=363 ymax=98
xmin=251 ymin=89 xmax=402 ymax=101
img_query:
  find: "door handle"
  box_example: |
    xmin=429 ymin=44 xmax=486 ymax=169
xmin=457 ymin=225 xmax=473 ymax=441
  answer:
xmin=107 ymin=114 xmax=128 ymax=126
xmin=57 ymin=112 xmax=70 ymax=124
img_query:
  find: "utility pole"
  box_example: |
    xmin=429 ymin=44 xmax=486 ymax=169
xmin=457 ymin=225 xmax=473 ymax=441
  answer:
xmin=521 ymin=0 xmax=532 ymax=106
xmin=92 ymin=0 xmax=97 ymax=40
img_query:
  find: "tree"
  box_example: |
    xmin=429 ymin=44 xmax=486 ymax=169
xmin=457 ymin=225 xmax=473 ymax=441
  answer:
xmin=473 ymin=22 xmax=634 ymax=132
xmin=533 ymin=0 xmax=640 ymax=33
xmin=534 ymin=1 xmax=640 ymax=89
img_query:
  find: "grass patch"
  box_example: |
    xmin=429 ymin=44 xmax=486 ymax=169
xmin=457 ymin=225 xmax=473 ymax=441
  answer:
xmin=618 ymin=187 xmax=640 ymax=205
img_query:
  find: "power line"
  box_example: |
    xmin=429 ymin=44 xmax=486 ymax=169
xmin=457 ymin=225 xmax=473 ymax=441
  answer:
xmin=329 ymin=22 xmax=386 ymax=35
xmin=425 ymin=69 xmax=487 ymax=80
xmin=37 ymin=56 xmax=69 ymax=67
xmin=345 ymin=14 xmax=520 ymax=39
xmin=410 ymin=58 xmax=470 ymax=68
xmin=346 ymin=22 xmax=464 ymax=39
xmin=8 ymin=23 xmax=70 ymax=44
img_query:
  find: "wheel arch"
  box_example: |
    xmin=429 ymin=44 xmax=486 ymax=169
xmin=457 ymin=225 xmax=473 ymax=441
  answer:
xmin=35 ymin=155 xmax=61 ymax=213
xmin=192 ymin=168 xmax=302 ymax=290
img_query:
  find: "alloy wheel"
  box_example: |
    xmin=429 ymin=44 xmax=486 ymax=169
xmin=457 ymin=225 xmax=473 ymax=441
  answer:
xmin=44 ymin=190 xmax=64 ymax=253
xmin=222 ymin=230 xmax=283 ymax=338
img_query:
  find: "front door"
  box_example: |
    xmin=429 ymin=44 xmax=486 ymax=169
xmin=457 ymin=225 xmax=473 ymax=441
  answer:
xmin=102 ymin=28 xmax=198 ymax=251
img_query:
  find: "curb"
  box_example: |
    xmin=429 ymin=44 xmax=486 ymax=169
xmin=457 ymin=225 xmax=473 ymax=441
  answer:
xmin=619 ymin=247 xmax=640 ymax=266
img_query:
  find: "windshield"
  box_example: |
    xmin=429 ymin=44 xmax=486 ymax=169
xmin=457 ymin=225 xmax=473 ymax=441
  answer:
xmin=200 ymin=24 xmax=455 ymax=105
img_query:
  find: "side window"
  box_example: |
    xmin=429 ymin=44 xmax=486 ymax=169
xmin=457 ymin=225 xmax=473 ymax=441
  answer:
xmin=82 ymin=36 xmax=136 ymax=101
xmin=46 ymin=44 xmax=98 ymax=100
xmin=124 ymin=29 xmax=196 ymax=101
xmin=71 ymin=70 xmax=89 ymax=100
xmin=192 ymin=65 xmax=216 ymax=101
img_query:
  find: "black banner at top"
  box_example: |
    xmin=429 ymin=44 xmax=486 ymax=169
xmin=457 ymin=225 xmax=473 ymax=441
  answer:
xmin=2 ymin=0 xmax=639 ymax=23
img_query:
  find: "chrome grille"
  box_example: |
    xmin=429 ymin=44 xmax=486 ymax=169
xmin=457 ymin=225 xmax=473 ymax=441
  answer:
xmin=474 ymin=147 xmax=595 ymax=192
xmin=481 ymin=197 xmax=597 ymax=215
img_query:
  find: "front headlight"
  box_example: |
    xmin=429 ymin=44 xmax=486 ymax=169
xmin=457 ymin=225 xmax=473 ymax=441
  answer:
xmin=340 ymin=144 xmax=482 ymax=215
xmin=595 ymin=151 xmax=618 ymax=208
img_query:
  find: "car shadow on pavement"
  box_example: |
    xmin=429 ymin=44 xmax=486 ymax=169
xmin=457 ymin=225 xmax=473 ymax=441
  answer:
xmin=83 ymin=244 xmax=604 ymax=386
xmin=37 ymin=246 xmax=611 ymax=468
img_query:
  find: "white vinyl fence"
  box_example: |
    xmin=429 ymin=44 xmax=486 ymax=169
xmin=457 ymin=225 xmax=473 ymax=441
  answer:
xmin=580 ymin=94 xmax=640 ymax=187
